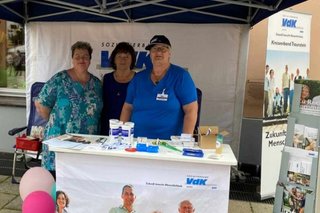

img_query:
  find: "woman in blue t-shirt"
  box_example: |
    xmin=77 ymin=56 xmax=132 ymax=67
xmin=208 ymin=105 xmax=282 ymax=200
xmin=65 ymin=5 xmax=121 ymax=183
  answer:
xmin=120 ymin=35 xmax=198 ymax=140
xmin=100 ymin=42 xmax=136 ymax=135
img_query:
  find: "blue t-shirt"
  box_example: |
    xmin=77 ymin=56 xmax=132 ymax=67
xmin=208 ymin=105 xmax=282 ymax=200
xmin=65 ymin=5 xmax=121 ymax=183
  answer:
xmin=125 ymin=64 xmax=197 ymax=140
xmin=100 ymin=72 xmax=132 ymax=135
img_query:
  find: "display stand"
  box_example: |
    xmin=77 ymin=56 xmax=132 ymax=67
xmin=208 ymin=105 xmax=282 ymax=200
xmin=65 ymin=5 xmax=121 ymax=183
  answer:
xmin=274 ymin=81 xmax=320 ymax=213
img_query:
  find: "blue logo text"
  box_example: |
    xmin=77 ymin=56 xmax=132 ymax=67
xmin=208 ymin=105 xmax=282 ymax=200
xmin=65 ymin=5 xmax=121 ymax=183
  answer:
xmin=186 ymin=178 xmax=207 ymax=185
xmin=282 ymin=18 xmax=297 ymax=28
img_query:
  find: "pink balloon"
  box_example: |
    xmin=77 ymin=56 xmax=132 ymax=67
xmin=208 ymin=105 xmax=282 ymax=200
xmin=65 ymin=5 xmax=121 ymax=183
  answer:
xmin=19 ymin=167 xmax=55 ymax=200
xmin=22 ymin=191 xmax=55 ymax=213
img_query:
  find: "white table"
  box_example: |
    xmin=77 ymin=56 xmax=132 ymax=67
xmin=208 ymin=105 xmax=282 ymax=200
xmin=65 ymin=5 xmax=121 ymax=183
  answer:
xmin=46 ymin=137 xmax=237 ymax=213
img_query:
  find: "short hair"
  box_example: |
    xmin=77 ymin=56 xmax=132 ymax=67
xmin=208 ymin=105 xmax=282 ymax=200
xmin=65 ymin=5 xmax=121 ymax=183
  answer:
xmin=179 ymin=200 xmax=193 ymax=208
xmin=122 ymin=184 xmax=133 ymax=195
xmin=71 ymin=41 xmax=93 ymax=59
xmin=56 ymin=190 xmax=70 ymax=208
xmin=269 ymin=69 xmax=274 ymax=75
xmin=110 ymin=42 xmax=136 ymax=70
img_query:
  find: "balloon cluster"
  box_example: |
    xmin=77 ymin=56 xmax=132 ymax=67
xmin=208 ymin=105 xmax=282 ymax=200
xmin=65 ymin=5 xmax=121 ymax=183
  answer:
xmin=19 ymin=167 xmax=56 ymax=213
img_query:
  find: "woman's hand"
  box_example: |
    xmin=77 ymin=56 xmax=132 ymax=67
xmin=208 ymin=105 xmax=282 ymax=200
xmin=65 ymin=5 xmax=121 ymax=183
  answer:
xmin=34 ymin=100 xmax=51 ymax=121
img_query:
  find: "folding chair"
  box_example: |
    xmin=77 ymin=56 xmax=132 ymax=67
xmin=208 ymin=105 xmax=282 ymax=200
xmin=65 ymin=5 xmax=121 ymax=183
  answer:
xmin=8 ymin=82 xmax=47 ymax=183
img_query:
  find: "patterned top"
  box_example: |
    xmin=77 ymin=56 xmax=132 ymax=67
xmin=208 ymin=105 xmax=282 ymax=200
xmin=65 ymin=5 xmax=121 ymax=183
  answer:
xmin=38 ymin=70 xmax=103 ymax=170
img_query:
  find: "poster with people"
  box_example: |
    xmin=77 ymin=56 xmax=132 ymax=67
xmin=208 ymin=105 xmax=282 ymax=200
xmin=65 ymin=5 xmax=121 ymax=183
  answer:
xmin=261 ymin=10 xmax=312 ymax=199
xmin=54 ymin=149 xmax=231 ymax=213
xmin=264 ymin=11 xmax=311 ymax=119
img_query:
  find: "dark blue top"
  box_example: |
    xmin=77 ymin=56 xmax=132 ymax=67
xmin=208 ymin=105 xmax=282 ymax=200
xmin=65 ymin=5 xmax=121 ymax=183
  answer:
xmin=100 ymin=72 xmax=131 ymax=135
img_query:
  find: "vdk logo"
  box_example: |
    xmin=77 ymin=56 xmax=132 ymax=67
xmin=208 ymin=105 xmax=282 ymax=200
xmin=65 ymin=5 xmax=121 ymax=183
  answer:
xmin=100 ymin=51 xmax=152 ymax=69
xmin=282 ymin=18 xmax=297 ymax=28
xmin=186 ymin=178 xmax=207 ymax=185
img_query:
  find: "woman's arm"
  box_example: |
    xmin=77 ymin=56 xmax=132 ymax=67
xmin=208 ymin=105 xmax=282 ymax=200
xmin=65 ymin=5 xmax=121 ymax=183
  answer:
xmin=182 ymin=101 xmax=198 ymax=134
xmin=34 ymin=100 xmax=51 ymax=121
xmin=120 ymin=103 xmax=133 ymax=123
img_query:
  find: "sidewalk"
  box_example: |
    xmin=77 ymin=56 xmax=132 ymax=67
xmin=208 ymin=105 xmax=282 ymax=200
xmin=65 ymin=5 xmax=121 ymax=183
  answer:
xmin=0 ymin=175 xmax=21 ymax=213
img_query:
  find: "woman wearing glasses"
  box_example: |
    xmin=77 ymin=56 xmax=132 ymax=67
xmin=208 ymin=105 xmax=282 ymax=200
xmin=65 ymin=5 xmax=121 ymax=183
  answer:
xmin=120 ymin=35 xmax=198 ymax=140
xmin=35 ymin=41 xmax=103 ymax=175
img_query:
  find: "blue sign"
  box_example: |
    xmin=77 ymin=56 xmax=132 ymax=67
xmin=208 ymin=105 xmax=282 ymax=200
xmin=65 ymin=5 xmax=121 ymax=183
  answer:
xmin=282 ymin=18 xmax=297 ymax=28
xmin=100 ymin=51 xmax=152 ymax=69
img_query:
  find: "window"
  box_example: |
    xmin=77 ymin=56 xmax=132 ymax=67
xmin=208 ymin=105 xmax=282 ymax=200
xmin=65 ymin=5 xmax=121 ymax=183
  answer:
xmin=0 ymin=19 xmax=26 ymax=106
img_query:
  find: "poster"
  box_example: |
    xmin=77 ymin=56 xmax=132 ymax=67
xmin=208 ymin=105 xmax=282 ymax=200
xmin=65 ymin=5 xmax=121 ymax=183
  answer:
xmin=46 ymin=136 xmax=236 ymax=213
xmin=261 ymin=10 xmax=312 ymax=199
xmin=55 ymin=151 xmax=231 ymax=213
xmin=261 ymin=120 xmax=287 ymax=198
xmin=264 ymin=10 xmax=311 ymax=118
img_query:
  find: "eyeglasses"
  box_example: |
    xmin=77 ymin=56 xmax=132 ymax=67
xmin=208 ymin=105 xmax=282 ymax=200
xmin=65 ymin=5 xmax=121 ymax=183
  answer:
xmin=150 ymin=46 xmax=169 ymax=53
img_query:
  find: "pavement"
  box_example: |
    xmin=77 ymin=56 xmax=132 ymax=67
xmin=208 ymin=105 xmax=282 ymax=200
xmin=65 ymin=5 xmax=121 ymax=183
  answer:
xmin=0 ymin=175 xmax=21 ymax=213
xmin=0 ymin=174 xmax=274 ymax=213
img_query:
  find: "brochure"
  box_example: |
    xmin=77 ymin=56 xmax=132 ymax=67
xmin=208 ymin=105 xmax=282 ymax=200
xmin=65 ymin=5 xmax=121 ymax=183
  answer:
xmin=297 ymin=80 xmax=320 ymax=116
xmin=278 ymin=182 xmax=309 ymax=213
xmin=292 ymin=124 xmax=318 ymax=151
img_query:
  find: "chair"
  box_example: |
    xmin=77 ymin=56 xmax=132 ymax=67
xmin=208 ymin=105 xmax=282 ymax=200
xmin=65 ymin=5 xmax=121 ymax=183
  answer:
xmin=272 ymin=95 xmax=283 ymax=117
xmin=194 ymin=88 xmax=202 ymax=138
xmin=8 ymin=82 xmax=47 ymax=183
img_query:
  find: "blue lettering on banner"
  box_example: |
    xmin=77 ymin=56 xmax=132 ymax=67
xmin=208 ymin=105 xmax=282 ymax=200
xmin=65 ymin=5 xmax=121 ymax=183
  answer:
xmin=100 ymin=51 xmax=152 ymax=69
xmin=282 ymin=18 xmax=297 ymax=28
xmin=136 ymin=51 xmax=152 ymax=69
xmin=186 ymin=178 xmax=207 ymax=185
xmin=101 ymin=51 xmax=109 ymax=68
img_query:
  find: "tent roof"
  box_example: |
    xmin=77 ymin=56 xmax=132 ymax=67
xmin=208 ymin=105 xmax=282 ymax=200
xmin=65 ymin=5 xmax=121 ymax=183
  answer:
xmin=0 ymin=0 xmax=306 ymax=26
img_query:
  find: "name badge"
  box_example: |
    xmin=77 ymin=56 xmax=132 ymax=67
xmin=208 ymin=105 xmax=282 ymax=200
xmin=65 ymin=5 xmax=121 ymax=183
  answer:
xmin=156 ymin=89 xmax=168 ymax=101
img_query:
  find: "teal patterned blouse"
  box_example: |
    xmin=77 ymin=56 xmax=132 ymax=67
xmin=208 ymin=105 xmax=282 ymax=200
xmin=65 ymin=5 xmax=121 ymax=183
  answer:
xmin=37 ymin=70 xmax=103 ymax=171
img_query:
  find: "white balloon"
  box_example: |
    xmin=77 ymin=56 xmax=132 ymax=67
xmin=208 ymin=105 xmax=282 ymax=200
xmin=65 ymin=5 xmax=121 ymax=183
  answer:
xmin=19 ymin=167 xmax=55 ymax=201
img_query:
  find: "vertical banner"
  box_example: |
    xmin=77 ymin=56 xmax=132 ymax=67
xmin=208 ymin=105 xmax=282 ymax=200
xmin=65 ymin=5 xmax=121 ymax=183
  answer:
xmin=261 ymin=11 xmax=311 ymax=199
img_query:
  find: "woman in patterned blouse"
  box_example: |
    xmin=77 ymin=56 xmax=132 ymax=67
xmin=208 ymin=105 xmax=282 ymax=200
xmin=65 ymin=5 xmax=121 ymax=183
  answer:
xmin=35 ymin=41 xmax=103 ymax=174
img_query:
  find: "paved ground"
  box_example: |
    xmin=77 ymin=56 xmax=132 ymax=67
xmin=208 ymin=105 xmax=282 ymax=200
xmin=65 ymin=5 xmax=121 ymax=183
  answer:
xmin=0 ymin=174 xmax=274 ymax=213
xmin=0 ymin=175 xmax=21 ymax=213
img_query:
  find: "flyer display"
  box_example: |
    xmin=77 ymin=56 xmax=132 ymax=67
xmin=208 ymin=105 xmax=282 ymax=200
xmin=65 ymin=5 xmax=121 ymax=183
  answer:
xmin=273 ymin=80 xmax=320 ymax=212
